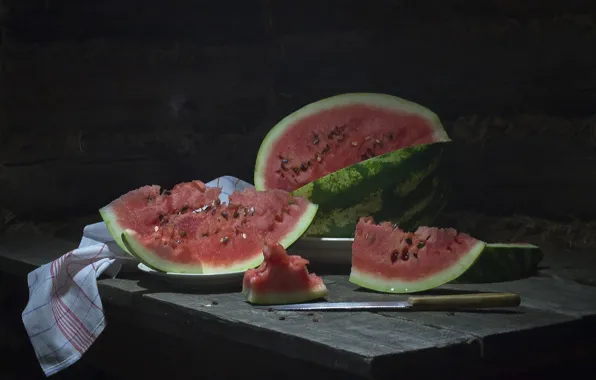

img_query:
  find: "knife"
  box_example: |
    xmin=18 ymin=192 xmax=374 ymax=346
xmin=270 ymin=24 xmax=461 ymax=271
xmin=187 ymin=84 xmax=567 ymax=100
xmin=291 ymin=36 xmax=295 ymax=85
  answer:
xmin=261 ymin=292 xmax=521 ymax=311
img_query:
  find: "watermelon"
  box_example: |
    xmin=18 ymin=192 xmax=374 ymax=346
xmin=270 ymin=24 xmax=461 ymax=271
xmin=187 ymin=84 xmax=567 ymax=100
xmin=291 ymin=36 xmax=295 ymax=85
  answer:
xmin=242 ymin=240 xmax=328 ymax=305
xmin=293 ymin=141 xmax=451 ymax=237
xmin=254 ymin=92 xmax=450 ymax=192
xmin=253 ymin=93 xmax=451 ymax=237
xmin=452 ymin=243 xmax=544 ymax=284
xmin=349 ymin=217 xmax=486 ymax=293
xmin=99 ymin=180 xmax=319 ymax=274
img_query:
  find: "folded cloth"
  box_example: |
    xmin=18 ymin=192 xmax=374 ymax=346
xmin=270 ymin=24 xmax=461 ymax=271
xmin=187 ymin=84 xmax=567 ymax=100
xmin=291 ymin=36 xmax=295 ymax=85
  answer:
xmin=22 ymin=176 xmax=254 ymax=377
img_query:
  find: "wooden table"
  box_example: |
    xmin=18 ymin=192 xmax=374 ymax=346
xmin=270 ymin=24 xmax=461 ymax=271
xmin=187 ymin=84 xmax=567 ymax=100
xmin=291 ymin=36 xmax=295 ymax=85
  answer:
xmin=1 ymin=233 xmax=596 ymax=380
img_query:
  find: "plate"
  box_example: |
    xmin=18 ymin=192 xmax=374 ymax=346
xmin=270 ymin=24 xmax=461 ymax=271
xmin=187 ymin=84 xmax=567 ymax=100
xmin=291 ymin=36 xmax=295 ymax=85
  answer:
xmin=137 ymin=263 xmax=246 ymax=288
xmin=290 ymin=237 xmax=354 ymax=265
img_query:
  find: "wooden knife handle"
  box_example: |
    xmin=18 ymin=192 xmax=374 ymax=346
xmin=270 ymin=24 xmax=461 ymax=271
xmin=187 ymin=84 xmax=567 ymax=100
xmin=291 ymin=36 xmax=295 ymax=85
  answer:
xmin=408 ymin=292 xmax=521 ymax=310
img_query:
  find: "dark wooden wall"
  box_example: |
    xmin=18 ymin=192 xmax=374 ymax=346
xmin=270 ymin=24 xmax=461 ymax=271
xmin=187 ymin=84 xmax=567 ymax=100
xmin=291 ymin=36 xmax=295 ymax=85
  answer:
xmin=1 ymin=0 xmax=595 ymax=222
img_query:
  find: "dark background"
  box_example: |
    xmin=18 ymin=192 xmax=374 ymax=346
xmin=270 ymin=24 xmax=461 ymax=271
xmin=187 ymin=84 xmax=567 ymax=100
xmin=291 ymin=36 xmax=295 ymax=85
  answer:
xmin=1 ymin=0 xmax=595 ymax=226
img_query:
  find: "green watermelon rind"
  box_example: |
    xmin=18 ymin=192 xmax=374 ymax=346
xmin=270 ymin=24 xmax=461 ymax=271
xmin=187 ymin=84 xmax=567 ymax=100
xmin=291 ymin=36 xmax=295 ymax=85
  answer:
xmin=119 ymin=202 xmax=320 ymax=274
xmin=99 ymin=206 xmax=143 ymax=261
xmin=292 ymin=141 xmax=451 ymax=237
xmin=450 ymin=243 xmax=544 ymax=284
xmin=349 ymin=240 xmax=487 ymax=294
xmin=253 ymin=92 xmax=451 ymax=191
xmin=242 ymin=283 xmax=329 ymax=305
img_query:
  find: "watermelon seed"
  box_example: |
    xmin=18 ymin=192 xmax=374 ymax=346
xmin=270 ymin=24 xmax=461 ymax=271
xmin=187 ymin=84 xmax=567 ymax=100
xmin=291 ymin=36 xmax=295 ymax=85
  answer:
xmin=158 ymin=213 xmax=164 ymax=221
xmin=351 ymin=141 xmax=358 ymax=147
xmin=249 ymin=207 xmax=255 ymax=216
xmin=281 ymin=162 xmax=288 ymax=171
xmin=322 ymin=145 xmax=331 ymax=154
xmin=180 ymin=231 xmax=187 ymax=237
xmin=375 ymin=139 xmax=383 ymax=147
xmin=215 ymin=199 xmax=221 ymax=206
xmin=312 ymin=318 xmax=319 ymax=322
xmin=221 ymin=211 xmax=229 ymax=220
xmin=402 ymin=252 xmax=409 ymax=261
xmin=154 ymin=226 xmax=159 ymax=232
xmin=180 ymin=205 xmax=189 ymax=213
xmin=220 ymin=236 xmax=229 ymax=244
xmin=300 ymin=163 xmax=308 ymax=171
xmin=211 ymin=300 xmax=219 ymax=305
xmin=279 ymin=316 xmax=286 ymax=321
xmin=388 ymin=132 xmax=394 ymax=140
xmin=337 ymin=134 xmax=345 ymax=141
xmin=281 ymin=158 xmax=289 ymax=164
xmin=364 ymin=233 xmax=369 ymax=240
xmin=316 ymin=153 xmax=322 ymax=162
xmin=391 ymin=250 xmax=399 ymax=263
xmin=242 ymin=233 xmax=247 ymax=239
xmin=365 ymin=136 xmax=372 ymax=141
xmin=312 ymin=133 xmax=320 ymax=145
xmin=292 ymin=167 xmax=300 ymax=174
xmin=413 ymin=252 xmax=419 ymax=258
xmin=405 ymin=237 xmax=413 ymax=245
xmin=233 ymin=211 xmax=240 ymax=218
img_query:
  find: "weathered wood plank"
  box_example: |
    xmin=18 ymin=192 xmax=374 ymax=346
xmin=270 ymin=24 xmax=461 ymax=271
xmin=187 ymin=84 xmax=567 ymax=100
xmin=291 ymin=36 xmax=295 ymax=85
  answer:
xmin=323 ymin=276 xmax=588 ymax=373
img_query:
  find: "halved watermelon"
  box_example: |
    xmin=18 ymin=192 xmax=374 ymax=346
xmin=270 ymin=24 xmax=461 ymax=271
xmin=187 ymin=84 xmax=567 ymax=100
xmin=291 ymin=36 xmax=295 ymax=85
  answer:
xmin=349 ymin=217 xmax=485 ymax=293
xmin=99 ymin=181 xmax=318 ymax=274
xmin=242 ymin=241 xmax=328 ymax=304
xmin=254 ymin=93 xmax=450 ymax=193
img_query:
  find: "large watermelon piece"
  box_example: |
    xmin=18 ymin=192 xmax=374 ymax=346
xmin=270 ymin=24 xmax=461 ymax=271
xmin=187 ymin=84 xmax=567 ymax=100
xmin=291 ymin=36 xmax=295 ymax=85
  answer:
xmin=99 ymin=180 xmax=319 ymax=274
xmin=349 ymin=217 xmax=486 ymax=293
xmin=254 ymin=92 xmax=450 ymax=193
xmin=452 ymin=243 xmax=544 ymax=284
xmin=253 ymin=93 xmax=451 ymax=237
xmin=242 ymin=241 xmax=328 ymax=305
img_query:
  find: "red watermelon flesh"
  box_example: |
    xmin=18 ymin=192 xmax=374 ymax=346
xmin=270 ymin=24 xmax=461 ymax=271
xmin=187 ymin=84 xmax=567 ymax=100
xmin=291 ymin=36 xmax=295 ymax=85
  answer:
xmin=100 ymin=181 xmax=319 ymax=274
xmin=349 ymin=217 xmax=486 ymax=293
xmin=254 ymin=93 xmax=450 ymax=192
xmin=242 ymin=241 xmax=328 ymax=305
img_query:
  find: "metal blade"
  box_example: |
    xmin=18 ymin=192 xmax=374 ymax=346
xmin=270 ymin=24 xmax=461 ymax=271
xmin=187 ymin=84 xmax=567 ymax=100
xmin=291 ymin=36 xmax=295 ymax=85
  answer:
xmin=262 ymin=301 xmax=412 ymax=311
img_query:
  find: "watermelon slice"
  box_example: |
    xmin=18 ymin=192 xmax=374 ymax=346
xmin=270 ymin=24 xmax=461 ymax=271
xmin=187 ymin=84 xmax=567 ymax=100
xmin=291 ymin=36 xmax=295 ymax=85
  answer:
xmin=452 ymin=243 xmax=544 ymax=284
xmin=254 ymin=92 xmax=450 ymax=193
xmin=99 ymin=180 xmax=319 ymax=274
xmin=349 ymin=217 xmax=486 ymax=293
xmin=242 ymin=241 xmax=328 ymax=305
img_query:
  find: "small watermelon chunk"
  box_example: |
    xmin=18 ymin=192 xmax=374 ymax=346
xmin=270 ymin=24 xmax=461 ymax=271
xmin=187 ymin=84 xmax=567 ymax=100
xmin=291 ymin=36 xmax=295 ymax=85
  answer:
xmin=100 ymin=181 xmax=319 ymax=274
xmin=242 ymin=241 xmax=328 ymax=305
xmin=349 ymin=217 xmax=485 ymax=293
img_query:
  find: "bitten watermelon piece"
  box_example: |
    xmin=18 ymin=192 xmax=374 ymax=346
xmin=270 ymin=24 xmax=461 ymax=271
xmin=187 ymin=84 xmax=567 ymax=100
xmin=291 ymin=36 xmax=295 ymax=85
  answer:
xmin=242 ymin=241 xmax=328 ymax=305
xmin=99 ymin=181 xmax=318 ymax=274
xmin=349 ymin=217 xmax=485 ymax=293
xmin=253 ymin=93 xmax=452 ymax=237
xmin=254 ymin=92 xmax=450 ymax=192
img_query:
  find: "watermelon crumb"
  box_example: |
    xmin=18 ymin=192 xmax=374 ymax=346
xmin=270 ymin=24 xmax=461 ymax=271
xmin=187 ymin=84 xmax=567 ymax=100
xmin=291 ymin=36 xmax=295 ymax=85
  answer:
xmin=242 ymin=241 xmax=328 ymax=305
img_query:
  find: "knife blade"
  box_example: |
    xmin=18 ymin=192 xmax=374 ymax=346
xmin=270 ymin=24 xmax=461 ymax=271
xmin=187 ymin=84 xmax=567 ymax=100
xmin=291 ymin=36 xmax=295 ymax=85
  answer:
xmin=260 ymin=292 xmax=521 ymax=311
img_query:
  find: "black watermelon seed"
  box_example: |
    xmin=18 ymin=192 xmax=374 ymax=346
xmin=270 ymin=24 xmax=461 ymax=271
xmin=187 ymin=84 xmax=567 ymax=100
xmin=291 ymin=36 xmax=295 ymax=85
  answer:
xmin=221 ymin=211 xmax=229 ymax=220
xmin=281 ymin=158 xmax=289 ymax=163
xmin=413 ymin=252 xmax=419 ymax=258
xmin=233 ymin=211 xmax=240 ymax=218
xmin=312 ymin=133 xmax=320 ymax=145
xmin=312 ymin=318 xmax=319 ymax=322
xmin=405 ymin=237 xmax=413 ymax=245
xmin=292 ymin=167 xmax=300 ymax=174
xmin=402 ymin=252 xmax=409 ymax=261
xmin=180 ymin=231 xmax=187 ymax=237
xmin=388 ymin=132 xmax=394 ymax=140
xmin=212 ymin=300 xmax=219 ymax=305
xmin=300 ymin=163 xmax=307 ymax=171
xmin=279 ymin=316 xmax=286 ymax=321
xmin=391 ymin=250 xmax=399 ymax=263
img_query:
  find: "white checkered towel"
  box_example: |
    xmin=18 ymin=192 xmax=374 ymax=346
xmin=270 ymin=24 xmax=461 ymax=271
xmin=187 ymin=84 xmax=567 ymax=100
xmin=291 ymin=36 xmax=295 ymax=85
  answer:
xmin=22 ymin=176 xmax=254 ymax=376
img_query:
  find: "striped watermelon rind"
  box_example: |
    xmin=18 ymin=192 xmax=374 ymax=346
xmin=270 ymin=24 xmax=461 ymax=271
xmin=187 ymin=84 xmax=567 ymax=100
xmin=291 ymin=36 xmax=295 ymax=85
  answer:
xmin=292 ymin=141 xmax=451 ymax=237
xmin=451 ymin=243 xmax=544 ymax=284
